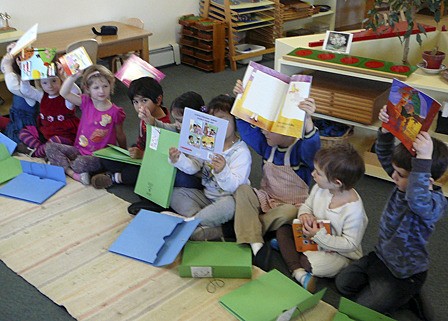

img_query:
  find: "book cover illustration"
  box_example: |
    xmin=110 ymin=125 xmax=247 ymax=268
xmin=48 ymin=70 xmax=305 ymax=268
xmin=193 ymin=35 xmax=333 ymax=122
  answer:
xmin=58 ymin=46 xmax=93 ymax=76
xmin=178 ymin=108 xmax=228 ymax=161
xmin=292 ymin=218 xmax=331 ymax=252
xmin=20 ymin=48 xmax=57 ymax=80
xmin=115 ymin=54 xmax=166 ymax=87
xmin=10 ymin=23 xmax=38 ymax=56
xmin=383 ymin=79 xmax=441 ymax=155
xmin=231 ymin=61 xmax=312 ymax=138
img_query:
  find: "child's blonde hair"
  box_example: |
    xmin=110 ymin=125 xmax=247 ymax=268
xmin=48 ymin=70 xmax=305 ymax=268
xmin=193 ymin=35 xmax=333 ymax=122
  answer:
xmin=81 ymin=64 xmax=115 ymax=94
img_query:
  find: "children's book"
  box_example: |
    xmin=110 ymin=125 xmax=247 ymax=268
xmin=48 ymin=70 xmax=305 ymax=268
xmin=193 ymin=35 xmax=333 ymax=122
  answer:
xmin=178 ymin=241 xmax=252 ymax=278
xmin=58 ymin=46 xmax=93 ymax=76
xmin=383 ymin=78 xmax=441 ymax=155
xmin=292 ymin=218 xmax=331 ymax=252
xmin=10 ymin=23 xmax=38 ymax=56
xmin=20 ymin=48 xmax=57 ymax=80
xmin=109 ymin=210 xmax=200 ymax=267
xmin=115 ymin=54 xmax=166 ymax=87
xmin=231 ymin=61 xmax=312 ymax=138
xmin=93 ymin=144 xmax=142 ymax=166
xmin=178 ymin=107 xmax=228 ymax=161
xmin=134 ymin=126 xmax=179 ymax=208
xmin=219 ymin=269 xmax=327 ymax=321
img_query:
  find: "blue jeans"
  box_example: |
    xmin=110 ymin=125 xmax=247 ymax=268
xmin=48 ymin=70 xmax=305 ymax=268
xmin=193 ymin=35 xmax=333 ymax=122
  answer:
xmin=335 ymin=251 xmax=427 ymax=314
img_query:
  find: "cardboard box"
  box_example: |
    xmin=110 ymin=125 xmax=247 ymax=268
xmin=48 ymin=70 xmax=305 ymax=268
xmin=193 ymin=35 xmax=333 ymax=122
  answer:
xmin=179 ymin=241 xmax=252 ymax=278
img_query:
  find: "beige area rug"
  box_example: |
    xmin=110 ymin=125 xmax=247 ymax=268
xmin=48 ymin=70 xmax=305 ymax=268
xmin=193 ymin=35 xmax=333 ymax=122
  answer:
xmin=0 ymin=166 xmax=336 ymax=321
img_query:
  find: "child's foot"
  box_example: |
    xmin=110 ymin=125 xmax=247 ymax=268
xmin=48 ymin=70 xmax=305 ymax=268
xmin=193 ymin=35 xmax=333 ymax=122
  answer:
xmin=91 ymin=173 xmax=113 ymax=189
xmin=300 ymin=272 xmax=316 ymax=293
xmin=190 ymin=225 xmax=223 ymax=241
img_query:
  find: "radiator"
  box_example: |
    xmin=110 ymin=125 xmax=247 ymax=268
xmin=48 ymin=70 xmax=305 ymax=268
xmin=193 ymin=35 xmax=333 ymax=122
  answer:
xmin=149 ymin=43 xmax=181 ymax=67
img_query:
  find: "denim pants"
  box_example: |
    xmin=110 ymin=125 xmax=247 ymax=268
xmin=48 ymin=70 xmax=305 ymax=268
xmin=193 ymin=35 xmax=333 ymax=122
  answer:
xmin=335 ymin=251 xmax=427 ymax=314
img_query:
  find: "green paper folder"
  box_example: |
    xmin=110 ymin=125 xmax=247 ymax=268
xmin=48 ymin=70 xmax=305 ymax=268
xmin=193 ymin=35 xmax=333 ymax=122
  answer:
xmin=0 ymin=144 xmax=22 ymax=184
xmin=93 ymin=145 xmax=142 ymax=166
xmin=219 ymin=269 xmax=326 ymax=321
xmin=178 ymin=241 xmax=252 ymax=278
xmin=134 ymin=126 xmax=179 ymax=208
xmin=335 ymin=297 xmax=396 ymax=321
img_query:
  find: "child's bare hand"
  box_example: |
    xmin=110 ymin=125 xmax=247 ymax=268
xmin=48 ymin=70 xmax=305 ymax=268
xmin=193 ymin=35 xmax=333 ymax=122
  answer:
xmin=169 ymin=147 xmax=181 ymax=163
xmin=302 ymin=220 xmax=320 ymax=237
xmin=299 ymin=213 xmax=315 ymax=227
xmin=233 ymin=79 xmax=244 ymax=96
xmin=378 ymin=105 xmax=390 ymax=133
xmin=299 ymin=98 xmax=316 ymax=117
xmin=128 ymin=147 xmax=143 ymax=159
xmin=211 ymin=154 xmax=226 ymax=173
xmin=413 ymin=131 xmax=433 ymax=159
xmin=138 ymin=106 xmax=153 ymax=124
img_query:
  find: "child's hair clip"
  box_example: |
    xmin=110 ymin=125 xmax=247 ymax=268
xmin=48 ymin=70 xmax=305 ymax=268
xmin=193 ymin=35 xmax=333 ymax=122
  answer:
xmin=200 ymin=105 xmax=208 ymax=113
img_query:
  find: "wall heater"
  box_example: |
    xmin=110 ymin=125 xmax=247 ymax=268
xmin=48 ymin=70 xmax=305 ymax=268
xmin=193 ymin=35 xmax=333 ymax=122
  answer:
xmin=149 ymin=43 xmax=181 ymax=67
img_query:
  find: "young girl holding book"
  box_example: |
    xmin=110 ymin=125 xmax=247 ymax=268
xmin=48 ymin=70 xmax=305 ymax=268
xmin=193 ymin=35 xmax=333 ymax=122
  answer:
xmin=18 ymin=67 xmax=80 ymax=158
xmin=46 ymin=65 xmax=127 ymax=185
xmin=275 ymin=143 xmax=368 ymax=292
xmin=168 ymin=95 xmax=252 ymax=240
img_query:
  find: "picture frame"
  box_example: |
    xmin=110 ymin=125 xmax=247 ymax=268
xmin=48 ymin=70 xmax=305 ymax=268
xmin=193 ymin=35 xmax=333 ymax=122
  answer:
xmin=322 ymin=31 xmax=353 ymax=54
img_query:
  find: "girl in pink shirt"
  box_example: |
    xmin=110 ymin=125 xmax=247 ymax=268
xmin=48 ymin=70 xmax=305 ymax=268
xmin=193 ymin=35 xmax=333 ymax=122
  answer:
xmin=46 ymin=65 xmax=127 ymax=185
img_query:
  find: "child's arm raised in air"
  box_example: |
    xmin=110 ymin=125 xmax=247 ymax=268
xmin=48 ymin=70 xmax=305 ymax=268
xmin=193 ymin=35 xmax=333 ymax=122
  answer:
xmin=60 ymin=71 xmax=83 ymax=107
xmin=378 ymin=105 xmax=390 ymax=133
xmin=300 ymin=97 xmax=316 ymax=134
xmin=20 ymin=80 xmax=44 ymax=102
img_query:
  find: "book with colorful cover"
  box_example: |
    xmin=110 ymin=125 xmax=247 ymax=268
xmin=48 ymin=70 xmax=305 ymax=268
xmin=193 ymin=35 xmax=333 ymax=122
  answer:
xmin=20 ymin=48 xmax=57 ymax=80
xmin=292 ymin=218 xmax=331 ymax=252
xmin=58 ymin=46 xmax=93 ymax=76
xmin=10 ymin=23 xmax=38 ymax=56
xmin=178 ymin=107 xmax=228 ymax=161
xmin=383 ymin=78 xmax=441 ymax=155
xmin=115 ymin=54 xmax=166 ymax=87
xmin=231 ymin=61 xmax=312 ymax=139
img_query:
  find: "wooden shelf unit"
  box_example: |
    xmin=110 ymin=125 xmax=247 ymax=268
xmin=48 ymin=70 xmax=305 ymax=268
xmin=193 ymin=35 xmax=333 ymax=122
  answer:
xmin=179 ymin=16 xmax=226 ymax=72
xmin=200 ymin=0 xmax=281 ymax=70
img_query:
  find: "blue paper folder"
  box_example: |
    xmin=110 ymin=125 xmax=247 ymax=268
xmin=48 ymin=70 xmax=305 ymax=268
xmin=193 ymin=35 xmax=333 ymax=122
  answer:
xmin=0 ymin=160 xmax=66 ymax=204
xmin=109 ymin=210 xmax=200 ymax=267
xmin=0 ymin=132 xmax=17 ymax=155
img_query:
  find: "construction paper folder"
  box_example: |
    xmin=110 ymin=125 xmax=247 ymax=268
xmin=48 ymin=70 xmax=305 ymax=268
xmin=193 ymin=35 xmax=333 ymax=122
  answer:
xmin=135 ymin=126 xmax=179 ymax=208
xmin=0 ymin=132 xmax=18 ymax=155
xmin=0 ymin=160 xmax=66 ymax=204
xmin=0 ymin=144 xmax=22 ymax=184
xmin=93 ymin=144 xmax=142 ymax=165
xmin=109 ymin=210 xmax=200 ymax=267
xmin=178 ymin=241 xmax=252 ymax=278
xmin=332 ymin=297 xmax=396 ymax=321
xmin=219 ymin=269 xmax=326 ymax=321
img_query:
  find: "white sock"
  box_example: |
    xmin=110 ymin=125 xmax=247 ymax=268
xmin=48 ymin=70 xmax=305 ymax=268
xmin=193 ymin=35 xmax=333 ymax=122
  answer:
xmin=293 ymin=268 xmax=307 ymax=285
xmin=250 ymin=242 xmax=264 ymax=256
xmin=114 ymin=172 xmax=122 ymax=184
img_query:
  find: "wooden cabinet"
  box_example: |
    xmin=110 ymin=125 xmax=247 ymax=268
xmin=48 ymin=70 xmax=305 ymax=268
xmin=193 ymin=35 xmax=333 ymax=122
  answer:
xmin=200 ymin=0 xmax=280 ymax=70
xmin=179 ymin=15 xmax=226 ymax=72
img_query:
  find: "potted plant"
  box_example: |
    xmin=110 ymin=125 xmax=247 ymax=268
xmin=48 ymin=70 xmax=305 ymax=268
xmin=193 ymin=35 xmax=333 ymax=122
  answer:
xmin=365 ymin=0 xmax=448 ymax=65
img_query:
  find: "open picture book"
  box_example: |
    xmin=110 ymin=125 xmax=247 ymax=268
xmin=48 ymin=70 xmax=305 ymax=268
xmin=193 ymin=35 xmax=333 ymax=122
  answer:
xmin=115 ymin=54 xmax=166 ymax=87
xmin=383 ymin=78 xmax=441 ymax=155
xmin=9 ymin=23 xmax=38 ymax=56
xmin=231 ymin=61 xmax=312 ymax=138
xmin=292 ymin=219 xmax=331 ymax=252
xmin=58 ymin=46 xmax=93 ymax=76
xmin=20 ymin=48 xmax=57 ymax=80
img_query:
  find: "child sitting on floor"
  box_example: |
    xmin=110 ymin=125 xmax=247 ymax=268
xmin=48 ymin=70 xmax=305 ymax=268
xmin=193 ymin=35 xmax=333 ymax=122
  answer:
xmin=168 ymin=95 xmax=252 ymax=240
xmin=335 ymin=106 xmax=448 ymax=317
xmin=46 ymin=65 xmax=127 ymax=185
xmin=275 ymin=143 xmax=367 ymax=292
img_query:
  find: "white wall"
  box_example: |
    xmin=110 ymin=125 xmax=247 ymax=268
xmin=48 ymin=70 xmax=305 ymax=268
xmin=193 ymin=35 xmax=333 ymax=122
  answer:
xmin=1 ymin=0 xmax=199 ymax=52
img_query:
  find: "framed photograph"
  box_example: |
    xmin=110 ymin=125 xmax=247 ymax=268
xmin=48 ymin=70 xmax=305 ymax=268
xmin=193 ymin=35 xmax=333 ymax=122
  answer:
xmin=322 ymin=31 xmax=354 ymax=54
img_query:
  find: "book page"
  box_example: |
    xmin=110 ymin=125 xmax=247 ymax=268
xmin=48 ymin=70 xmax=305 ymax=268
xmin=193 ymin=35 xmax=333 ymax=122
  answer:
xmin=242 ymin=70 xmax=289 ymax=121
xmin=10 ymin=23 xmax=38 ymax=56
xmin=115 ymin=54 xmax=166 ymax=87
xmin=59 ymin=46 xmax=93 ymax=76
xmin=178 ymin=108 xmax=228 ymax=161
xmin=21 ymin=48 xmax=57 ymax=80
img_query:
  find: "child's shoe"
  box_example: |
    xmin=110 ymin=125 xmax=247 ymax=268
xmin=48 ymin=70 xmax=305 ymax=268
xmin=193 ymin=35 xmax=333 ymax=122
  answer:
xmin=190 ymin=225 xmax=223 ymax=241
xmin=79 ymin=172 xmax=91 ymax=185
xmin=91 ymin=173 xmax=113 ymax=189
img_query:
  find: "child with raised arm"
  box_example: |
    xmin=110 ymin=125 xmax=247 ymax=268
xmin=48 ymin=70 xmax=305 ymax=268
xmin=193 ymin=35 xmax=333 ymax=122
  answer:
xmin=232 ymin=79 xmax=321 ymax=257
xmin=168 ymin=95 xmax=252 ymax=240
xmin=18 ymin=66 xmax=80 ymax=158
xmin=335 ymin=105 xmax=448 ymax=316
xmin=90 ymin=77 xmax=170 ymax=189
xmin=275 ymin=143 xmax=367 ymax=292
xmin=46 ymin=65 xmax=127 ymax=185
xmin=0 ymin=43 xmax=38 ymax=144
